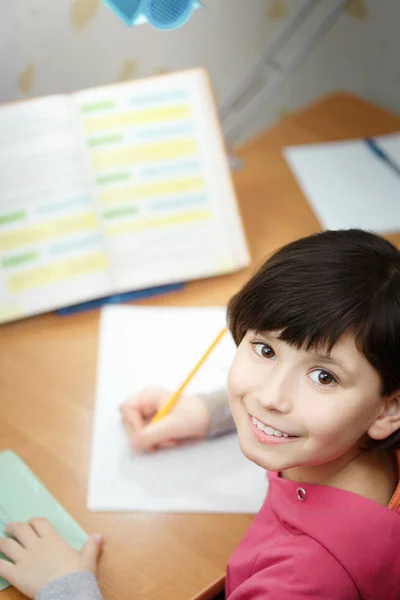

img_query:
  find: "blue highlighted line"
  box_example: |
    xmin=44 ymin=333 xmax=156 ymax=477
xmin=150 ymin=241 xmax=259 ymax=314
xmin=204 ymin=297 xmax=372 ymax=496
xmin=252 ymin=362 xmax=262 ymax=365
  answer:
xmin=38 ymin=195 xmax=93 ymax=214
xmin=141 ymin=160 xmax=201 ymax=179
xmin=128 ymin=90 xmax=188 ymax=107
xmin=150 ymin=194 xmax=207 ymax=211
xmin=50 ymin=234 xmax=102 ymax=255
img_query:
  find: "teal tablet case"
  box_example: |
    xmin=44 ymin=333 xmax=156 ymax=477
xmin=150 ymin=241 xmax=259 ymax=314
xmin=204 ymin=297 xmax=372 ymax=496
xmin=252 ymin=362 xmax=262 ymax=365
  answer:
xmin=0 ymin=451 xmax=87 ymax=591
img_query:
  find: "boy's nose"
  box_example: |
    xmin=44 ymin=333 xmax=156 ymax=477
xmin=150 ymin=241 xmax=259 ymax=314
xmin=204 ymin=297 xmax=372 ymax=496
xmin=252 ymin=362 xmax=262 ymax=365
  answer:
xmin=258 ymin=392 xmax=292 ymax=414
xmin=256 ymin=374 xmax=293 ymax=414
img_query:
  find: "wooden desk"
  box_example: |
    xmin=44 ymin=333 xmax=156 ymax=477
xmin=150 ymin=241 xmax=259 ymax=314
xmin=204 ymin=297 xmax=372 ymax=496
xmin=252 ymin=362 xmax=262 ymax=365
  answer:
xmin=1 ymin=93 xmax=399 ymax=600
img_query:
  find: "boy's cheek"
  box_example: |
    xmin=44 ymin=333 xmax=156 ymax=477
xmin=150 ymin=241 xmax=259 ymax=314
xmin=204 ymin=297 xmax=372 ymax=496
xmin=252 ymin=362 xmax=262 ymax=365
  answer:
xmin=228 ymin=360 xmax=251 ymax=400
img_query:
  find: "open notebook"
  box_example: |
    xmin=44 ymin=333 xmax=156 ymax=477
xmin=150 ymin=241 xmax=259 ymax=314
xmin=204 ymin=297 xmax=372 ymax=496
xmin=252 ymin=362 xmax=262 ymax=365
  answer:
xmin=0 ymin=450 xmax=87 ymax=592
xmin=0 ymin=69 xmax=249 ymax=325
xmin=88 ymin=305 xmax=267 ymax=513
xmin=284 ymin=132 xmax=400 ymax=233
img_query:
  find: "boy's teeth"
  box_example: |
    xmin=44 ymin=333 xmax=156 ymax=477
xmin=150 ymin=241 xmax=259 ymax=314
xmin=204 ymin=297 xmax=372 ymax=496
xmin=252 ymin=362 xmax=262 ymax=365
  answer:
xmin=251 ymin=416 xmax=292 ymax=438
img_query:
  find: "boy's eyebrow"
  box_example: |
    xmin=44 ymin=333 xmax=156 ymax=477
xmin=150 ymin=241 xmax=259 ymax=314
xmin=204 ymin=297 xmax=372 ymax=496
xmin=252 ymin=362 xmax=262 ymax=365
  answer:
xmin=255 ymin=331 xmax=354 ymax=377
xmin=257 ymin=330 xmax=280 ymax=339
xmin=310 ymin=352 xmax=353 ymax=377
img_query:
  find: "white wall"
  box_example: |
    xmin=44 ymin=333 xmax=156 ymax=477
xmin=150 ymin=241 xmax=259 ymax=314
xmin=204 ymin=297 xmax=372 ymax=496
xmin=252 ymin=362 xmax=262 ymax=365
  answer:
xmin=3 ymin=0 xmax=400 ymax=144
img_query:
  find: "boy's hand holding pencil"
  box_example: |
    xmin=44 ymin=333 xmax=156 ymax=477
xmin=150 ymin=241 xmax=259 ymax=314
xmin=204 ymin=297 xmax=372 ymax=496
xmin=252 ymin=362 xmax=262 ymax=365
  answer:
xmin=120 ymin=388 xmax=211 ymax=451
xmin=120 ymin=329 xmax=226 ymax=452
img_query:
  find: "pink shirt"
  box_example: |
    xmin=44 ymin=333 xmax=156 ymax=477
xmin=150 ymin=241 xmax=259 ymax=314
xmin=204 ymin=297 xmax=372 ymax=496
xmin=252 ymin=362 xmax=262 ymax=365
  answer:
xmin=226 ymin=465 xmax=400 ymax=599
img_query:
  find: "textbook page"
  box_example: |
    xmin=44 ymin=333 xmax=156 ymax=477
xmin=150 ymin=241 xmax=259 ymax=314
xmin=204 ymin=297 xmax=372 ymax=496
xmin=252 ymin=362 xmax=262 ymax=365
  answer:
xmin=73 ymin=70 xmax=250 ymax=292
xmin=0 ymin=96 xmax=112 ymax=324
xmin=88 ymin=305 xmax=267 ymax=513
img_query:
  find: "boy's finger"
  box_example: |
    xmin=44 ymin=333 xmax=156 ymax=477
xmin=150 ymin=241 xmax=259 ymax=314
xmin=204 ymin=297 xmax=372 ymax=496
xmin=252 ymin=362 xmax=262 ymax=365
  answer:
xmin=29 ymin=517 xmax=55 ymax=537
xmin=5 ymin=522 xmax=37 ymax=548
xmin=126 ymin=407 xmax=144 ymax=431
xmin=120 ymin=402 xmax=142 ymax=422
xmin=81 ymin=535 xmax=104 ymax=571
xmin=132 ymin=417 xmax=182 ymax=450
xmin=0 ymin=537 xmax=23 ymax=563
xmin=126 ymin=388 xmax=168 ymax=419
xmin=122 ymin=409 xmax=145 ymax=445
xmin=122 ymin=417 xmax=132 ymax=436
xmin=158 ymin=440 xmax=178 ymax=450
xmin=0 ymin=559 xmax=14 ymax=582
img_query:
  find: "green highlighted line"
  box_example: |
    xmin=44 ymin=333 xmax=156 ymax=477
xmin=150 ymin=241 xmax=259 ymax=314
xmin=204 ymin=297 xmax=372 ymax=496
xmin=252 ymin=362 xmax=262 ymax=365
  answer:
xmin=81 ymin=100 xmax=116 ymax=114
xmin=0 ymin=211 xmax=26 ymax=227
xmin=96 ymin=172 xmax=130 ymax=185
xmin=2 ymin=251 xmax=38 ymax=269
xmin=88 ymin=134 xmax=123 ymax=148
xmin=103 ymin=206 xmax=138 ymax=220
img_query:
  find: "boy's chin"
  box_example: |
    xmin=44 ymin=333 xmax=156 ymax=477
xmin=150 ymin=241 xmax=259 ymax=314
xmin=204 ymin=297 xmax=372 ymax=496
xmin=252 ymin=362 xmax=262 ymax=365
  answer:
xmin=236 ymin=434 xmax=294 ymax=472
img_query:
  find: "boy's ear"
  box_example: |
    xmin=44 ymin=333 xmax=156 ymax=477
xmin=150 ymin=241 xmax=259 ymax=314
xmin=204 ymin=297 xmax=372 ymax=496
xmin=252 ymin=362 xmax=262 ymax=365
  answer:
xmin=368 ymin=392 xmax=400 ymax=441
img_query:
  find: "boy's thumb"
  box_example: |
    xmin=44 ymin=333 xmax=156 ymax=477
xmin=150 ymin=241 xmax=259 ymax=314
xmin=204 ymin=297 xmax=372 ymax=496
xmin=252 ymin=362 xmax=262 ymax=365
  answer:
xmin=133 ymin=418 xmax=181 ymax=449
xmin=81 ymin=535 xmax=104 ymax=570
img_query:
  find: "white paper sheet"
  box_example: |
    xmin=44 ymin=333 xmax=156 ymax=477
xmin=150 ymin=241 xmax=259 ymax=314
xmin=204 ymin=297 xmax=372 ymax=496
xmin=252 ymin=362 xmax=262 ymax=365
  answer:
xmin=88 ymin=305 xmax=267 ymax=513
xmin=284 ymin=132 xmax=400 ymax=233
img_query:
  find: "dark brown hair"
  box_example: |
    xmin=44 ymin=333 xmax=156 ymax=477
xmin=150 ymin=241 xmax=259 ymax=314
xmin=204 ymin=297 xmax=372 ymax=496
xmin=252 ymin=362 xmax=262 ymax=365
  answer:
xmin=227 ymin=229 xmax=400 ymax=450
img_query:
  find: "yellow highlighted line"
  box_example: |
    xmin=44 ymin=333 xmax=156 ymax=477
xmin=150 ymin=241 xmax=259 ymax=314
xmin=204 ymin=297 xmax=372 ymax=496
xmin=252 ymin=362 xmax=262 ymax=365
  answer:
xmin=7 ymin=253 xmax=108 ymax=294
xmin=0 ymin=213 xmax=98 ymax=252
xmin=106 ymin=209 xmax=211 ymax=237
xmin=83 ymin=104 xmax=191 ymax=134
xmin=0 ymin=303 xmax=23 ymax=323
xmin=92 ymin=139 xmax=197 ymax=171
xmin=214 ymin=256 xmax=237 ymax=272
xmin=99 ymin=176 xmax=205 ymax=205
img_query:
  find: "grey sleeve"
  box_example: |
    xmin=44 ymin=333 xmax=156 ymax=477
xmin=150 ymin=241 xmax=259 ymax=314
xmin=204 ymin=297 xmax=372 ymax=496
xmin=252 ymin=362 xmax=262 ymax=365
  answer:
xmin=199 ymin=388 xmax=236 ymax=438
xmin=36 ymin=571 xmax=102 ymax=600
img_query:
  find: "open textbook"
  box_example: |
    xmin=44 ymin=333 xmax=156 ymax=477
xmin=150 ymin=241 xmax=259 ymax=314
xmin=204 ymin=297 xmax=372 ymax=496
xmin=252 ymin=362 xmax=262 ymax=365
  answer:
xmin=88 ymin=306 xmax=267 ymax=513
xmin=0 ymin=69 xmax=249 ymax=324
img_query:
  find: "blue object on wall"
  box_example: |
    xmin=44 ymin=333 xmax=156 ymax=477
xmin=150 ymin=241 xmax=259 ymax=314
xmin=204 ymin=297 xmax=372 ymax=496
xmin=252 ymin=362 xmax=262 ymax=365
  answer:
xmin=101 ymin=0 xmax=146 ymax=25
xmin=145 ymin=0 xmax=194 ymax=30
xmin=100 ymin=0 xmax=201 ymax=28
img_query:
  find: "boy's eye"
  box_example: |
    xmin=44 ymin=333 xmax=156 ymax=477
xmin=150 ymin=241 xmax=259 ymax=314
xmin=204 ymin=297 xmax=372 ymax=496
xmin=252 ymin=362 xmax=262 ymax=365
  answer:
xmin=309 ymin=369 xmax=337 ymax=386
xmin=252 ymin=342 xmax=276 ymax=360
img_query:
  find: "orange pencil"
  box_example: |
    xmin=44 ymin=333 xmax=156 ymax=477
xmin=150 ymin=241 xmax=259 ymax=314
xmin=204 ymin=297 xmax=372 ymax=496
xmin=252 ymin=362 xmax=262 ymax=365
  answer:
xmin=150 ymin=327 xmax=227 ymax=424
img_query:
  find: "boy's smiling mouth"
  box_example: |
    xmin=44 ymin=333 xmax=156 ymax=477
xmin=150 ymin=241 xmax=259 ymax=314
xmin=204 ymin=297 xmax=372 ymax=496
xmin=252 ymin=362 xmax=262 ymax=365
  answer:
xmin=249 ymin=415 xmax=300 ymax=444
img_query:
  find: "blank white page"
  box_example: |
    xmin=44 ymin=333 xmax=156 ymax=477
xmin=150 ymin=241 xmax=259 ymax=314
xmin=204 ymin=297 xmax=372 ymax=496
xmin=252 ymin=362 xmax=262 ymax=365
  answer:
xmin=284 ymin=132 xmax=400 ymax=233
xmin=88 ymin=305 xmax=267 ymax=513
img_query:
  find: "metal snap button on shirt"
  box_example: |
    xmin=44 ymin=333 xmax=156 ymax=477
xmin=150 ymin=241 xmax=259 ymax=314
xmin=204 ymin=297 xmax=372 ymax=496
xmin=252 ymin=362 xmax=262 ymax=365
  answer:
xmin=296 ymin=487 xmax=307 ymax=501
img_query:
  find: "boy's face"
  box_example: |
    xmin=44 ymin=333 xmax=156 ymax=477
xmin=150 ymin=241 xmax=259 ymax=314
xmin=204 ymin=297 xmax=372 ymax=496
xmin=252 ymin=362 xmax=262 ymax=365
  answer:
xmin=228 ymin=330 xmax=387 ymax=478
